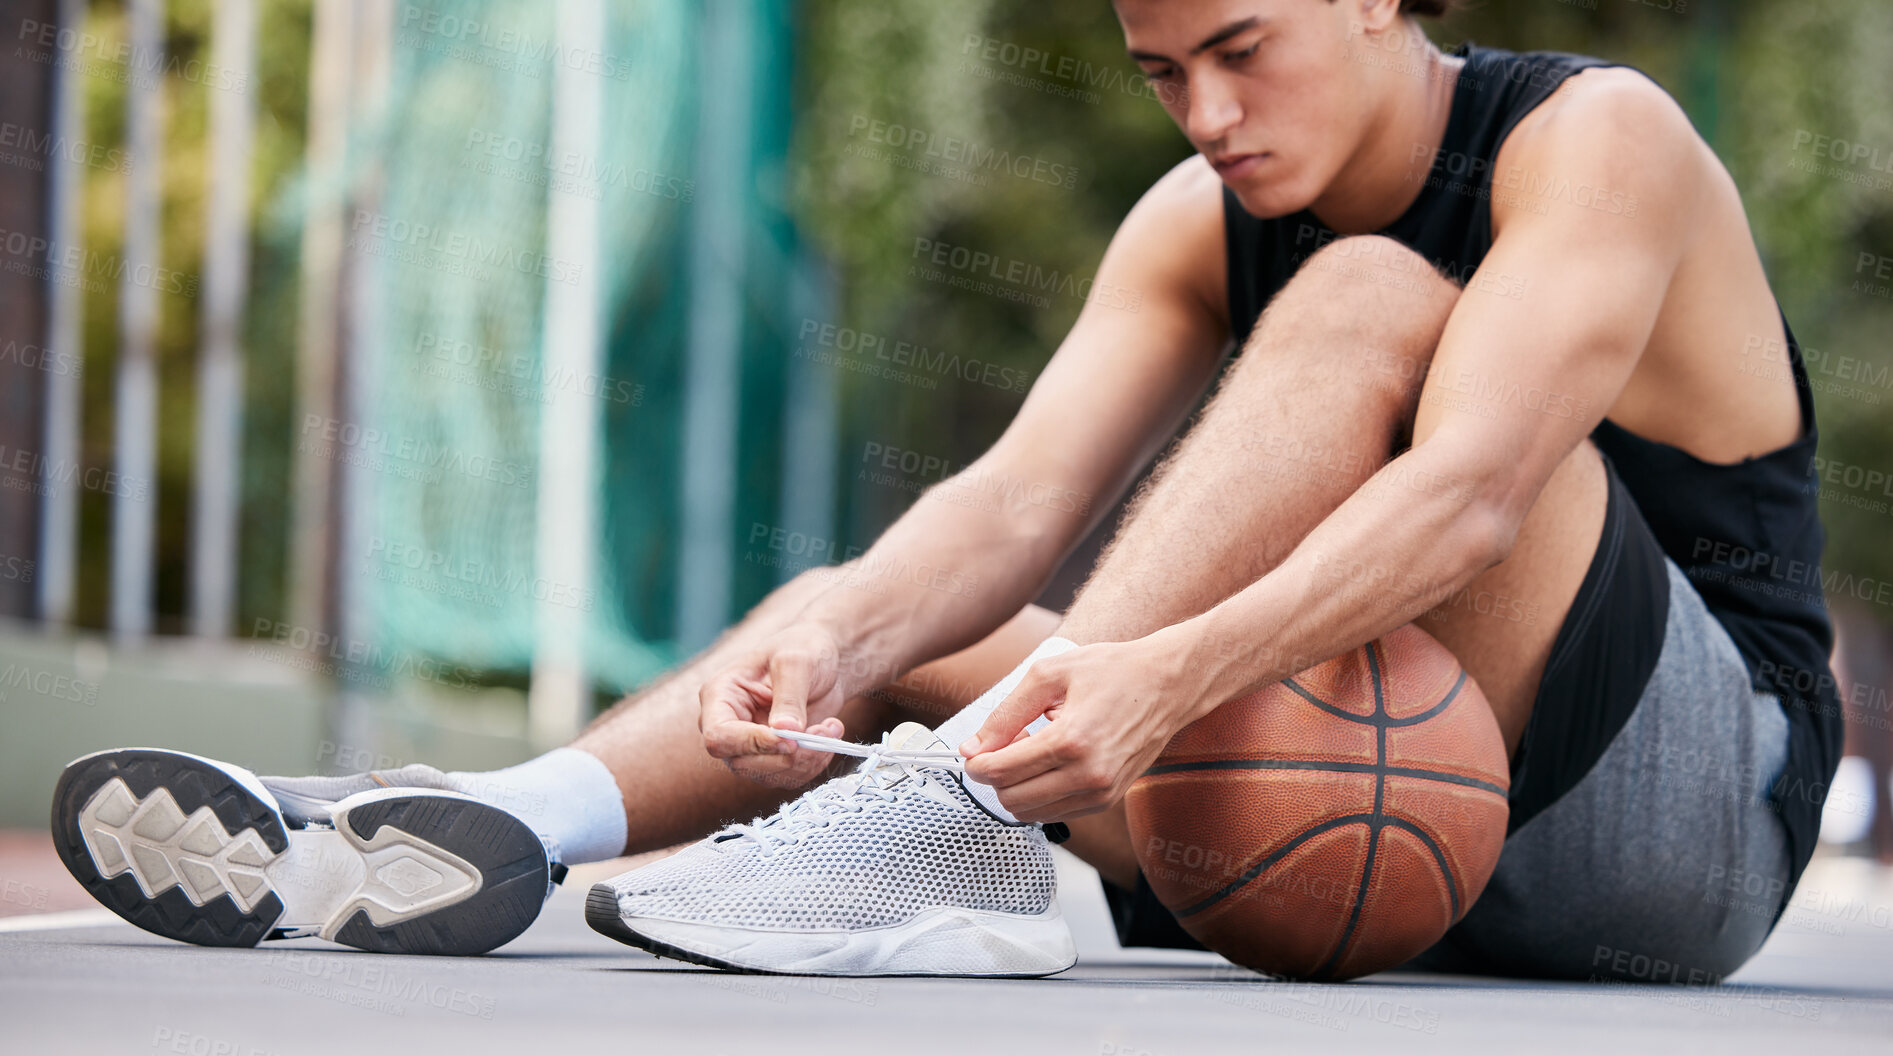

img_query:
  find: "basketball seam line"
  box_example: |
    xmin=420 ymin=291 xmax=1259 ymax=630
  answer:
xmin=1382 ymin=817 xmax=1461 ymax=921
xmin=1282 ymin=669 xmax=1468 ymax=729
xmin=1314 ymin=642 xmax=1388 ymax=979
xmin=1167 ymin=641 xmax=1472 ymax=977
xmin=1174 ymin=813 xmax=1377 ymax=918
xmin=1138 ymin=759 xmax=1507 ymax=798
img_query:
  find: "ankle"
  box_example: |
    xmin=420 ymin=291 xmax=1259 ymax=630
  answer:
xmin=448 ymin=748 xmax=627 ymax=865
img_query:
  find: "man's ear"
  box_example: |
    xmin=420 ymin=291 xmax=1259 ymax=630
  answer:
xmin=1350 ymin=0 xmax=1408 ymax=36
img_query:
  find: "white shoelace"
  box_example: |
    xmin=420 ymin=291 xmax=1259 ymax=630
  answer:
xmin=716 ymin=730 xmax=965 ymax=854
xmin=769 ymin=729 xmax=966 ymax=772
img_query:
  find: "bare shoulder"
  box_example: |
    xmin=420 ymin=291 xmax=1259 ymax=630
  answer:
xmin=1513 ymin=66 xmax=1698 ymax=154
xmin=1495 ymin=66 xmax=1706 ymax=234
xmin=1101 ymin=154 xmax=1229 ymax=330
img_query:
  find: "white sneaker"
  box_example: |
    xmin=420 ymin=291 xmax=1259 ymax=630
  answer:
xmin=52 ymin=748 xmax=561 ymax=955
xmin=586 ymin=722 xmax=1076 ymax=977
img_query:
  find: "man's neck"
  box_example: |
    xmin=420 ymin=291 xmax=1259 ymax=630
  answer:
xmin=1309 ymin=42 xmax=1464 ymax=235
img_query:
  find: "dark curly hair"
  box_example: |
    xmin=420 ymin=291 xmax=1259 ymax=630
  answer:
xmin=1399 ymin=0 xmax=1461 ymax=15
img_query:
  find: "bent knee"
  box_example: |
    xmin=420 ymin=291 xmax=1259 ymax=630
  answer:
xmin=1294 ymin=234 xmax=1460 ymax=305
xmin=1238 ymin=235 xmax=1460 ymax=397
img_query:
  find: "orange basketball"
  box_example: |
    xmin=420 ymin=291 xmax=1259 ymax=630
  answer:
xmin=1126 ymin=624 xmax=1509 ymax=980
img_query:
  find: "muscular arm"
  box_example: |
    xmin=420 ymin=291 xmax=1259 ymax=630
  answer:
xmin=961 ymin=73 xmax=1712 ymax=819
xmin=803 ymin=160 xmax=1231 ymax=697
xmin=1176 ymin=72 xmax=1702 ymax=710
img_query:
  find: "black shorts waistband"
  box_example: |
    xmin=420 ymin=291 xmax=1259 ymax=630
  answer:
xmin=1504 ymin=448 xmax=1670 ymax=835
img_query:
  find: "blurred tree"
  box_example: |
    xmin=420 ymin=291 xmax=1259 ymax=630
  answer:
xmin=68 ymin=0 xmax=313 ymax=632
xmin=0 ymin=0 xmax=56 ymax=618
xmin=789 ymin=0 xmax=1893 ymax=618
xmin=791 ymin=0 xmax=1190 ymax=552
xmin=46 ymin=0 xmax=1891 ymax=701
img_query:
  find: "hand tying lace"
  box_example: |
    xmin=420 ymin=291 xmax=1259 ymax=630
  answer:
xmin=715 ymin=730 xmax=965 ymax=854
xmin=770 ymin=729 xmax=965 ymax=773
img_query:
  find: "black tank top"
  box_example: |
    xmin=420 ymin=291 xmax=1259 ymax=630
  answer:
xmin=1222 ymin=45 xmax=1841 ymax=884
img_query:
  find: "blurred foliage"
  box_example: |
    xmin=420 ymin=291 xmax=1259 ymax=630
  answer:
xmin=54 ymin=0 xmax=1893 ymax=641
xmin=792 ymin=0 xmax=1194 ymax=547
xmin=790 ymin=0 xmax=1893 ymax=601
xmin=237 ymin=0 xmax=315 ymax=634
xmin=72 ymin=0 xmax=311 ymax=632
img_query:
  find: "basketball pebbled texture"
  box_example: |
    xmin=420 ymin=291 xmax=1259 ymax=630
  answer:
xmin=1127 ymin=623 xmax=1510 ymax=980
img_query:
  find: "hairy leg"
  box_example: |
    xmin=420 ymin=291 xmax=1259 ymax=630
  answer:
xmin=572 ymin=237 xmax=1602 ymax=886
xmin=1048 ymin=235 xmax=1606 ymax=877
xmin=1060 ymin=235 xmax=1600 ymax=739
xmin=571 ymin=571 xmax=868 ymax=854
xmin=1059 ymin=235 xmax=1459 ymax=646
xmin=569 ymin=570 xmax=1059 ymax=856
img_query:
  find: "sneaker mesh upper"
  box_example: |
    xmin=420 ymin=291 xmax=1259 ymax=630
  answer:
xmin=606 ymin=767 xmax=1056 ymax=932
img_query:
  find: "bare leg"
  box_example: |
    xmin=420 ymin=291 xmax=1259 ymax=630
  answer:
xmin=570 ymin=570 xmax=1060 ymax=856
xmin=572 ymin=236 xmax=1604 ymax=886
xmin=1059 ymin=235 xmax=1600 ymax=743
xmin=571 ymin=572 xmax=859 ymax=853
xmin=1059 ymin=235 xmax=1458 ymax=645
xmin=1047 ymin=235 xmax=1607 ymax=878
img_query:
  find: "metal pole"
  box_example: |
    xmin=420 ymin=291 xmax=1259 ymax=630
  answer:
xmin=334 ymin=0 xmax=394 ymax=755
xmin=38 ymin=0 xmax=87 ymax=626
xmin=189 ymin=0 xmax=258 ymax=637
xmin=289 ymin=0 xmax=355 ymax=640
xmin=111 ymin=0 xmax=164 ymax=639
xmin=528 ymin=0 xmax=607 ymax=749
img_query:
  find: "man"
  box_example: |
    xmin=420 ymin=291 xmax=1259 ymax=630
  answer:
xmin=56 ymin=0 xmax=1838 ymax=980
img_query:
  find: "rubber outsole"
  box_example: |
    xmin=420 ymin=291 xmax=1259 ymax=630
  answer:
xmin=53 ymin=749 xmax=550 ymax=956
xmin=333 ymin=795 xmax=550 ymax=956
xmin=52 ymin=749 xmax=290 ymax=948
xmin=585 ymin=883 xmax=757 ymax=973
xmin=584 ymin=883 xmax=1075 ymax=978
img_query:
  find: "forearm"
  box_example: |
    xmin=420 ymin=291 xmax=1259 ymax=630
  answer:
xmin=800 ymin=454 xmax=1095 ymax=696
xmin=1167 ymin=442 xmax=1506 ymax=716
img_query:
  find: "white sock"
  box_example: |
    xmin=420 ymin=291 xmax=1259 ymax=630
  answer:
xmin=446 ymin=748 xmax=627 ymax=865
xmin=936 ymin=636 xmax=1079 ymax=823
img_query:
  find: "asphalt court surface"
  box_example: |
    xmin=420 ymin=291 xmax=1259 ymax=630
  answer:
xmin=5 ymin=850 xmax=1892 ymax=1054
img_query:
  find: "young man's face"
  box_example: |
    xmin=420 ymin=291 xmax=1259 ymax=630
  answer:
xmin=1118 ymin=0 xmax=1397 ymax=218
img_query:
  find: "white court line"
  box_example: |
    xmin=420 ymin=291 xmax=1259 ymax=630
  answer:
xmin=0 ymin=909 xmax=126 ymax=933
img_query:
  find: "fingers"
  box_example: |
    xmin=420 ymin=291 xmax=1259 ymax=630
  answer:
xmin=697 ymin=628 xmax=854 ymax=792
xmin=723 ymin=717 xmax=846 ymax=788
xmin=726 ymin=744 xmax=833 ymax=789
xmin=960 ymin=666 xmax=1064 ymax=757
xmin=991 ymin=765 xmax=1117 ymax=823
xmin=807 ymin=716 xmax=844 ymax=738
xmin=962 ymin=727 xmax=1063 ymax=789
xmin=764 ymin=648 xmax=822 ymax=733
xmin=706 ymin=714 xmax=794 ymax=760
xmin=700 ymin=670 xmax=795 ymax=759
xmin=1004 ymin=788 xmax=1111 ymax=824
xmin=964 ymin=709 xmax=1119 ymax=822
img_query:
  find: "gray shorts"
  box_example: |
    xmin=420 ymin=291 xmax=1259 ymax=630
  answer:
xmin=1100 ymin=560 xmax=1798 ymax=981
xmin=1407 ymin=558 xmax=1794 ymax=981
